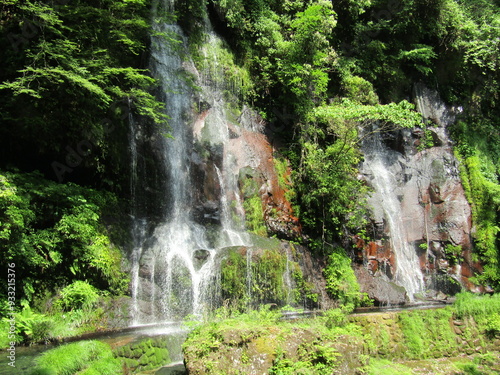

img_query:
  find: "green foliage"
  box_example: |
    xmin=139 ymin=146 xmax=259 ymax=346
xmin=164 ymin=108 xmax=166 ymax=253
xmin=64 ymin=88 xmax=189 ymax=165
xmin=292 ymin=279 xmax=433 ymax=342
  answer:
xmin=453 ymin=119 xmax=499 ymax=289
xmin=3 ymin=302 xmax=50 ymax=343
xmin=243 ymin=195 xmax=267 ymax=236
xmin=418 ymin=126 xmax=435 ymax=151
xmin=398 ymin=308 xmax=459 ymax=359
xmin=273 ymin=157 xmax=293 ymax=199
xmin=220 ymin=249 xmax=248 ymax=309
xmin=0 ymin=170 xmax=127 ymax=305
xmin=484 ymin=313 xmax=500 ymax=337
xmin=341 ymin=75 xmax=379 ymax=105
xmin=0 ymin=0 xmax=498 ymax=347
xmin=311 ymin=99 xmax=422 ymax=130
xmin=0 ymin=0 xmax=166 ymax=187
xmin=364 ymin=359 xmax=413 ymax=375
xmin=240 ymin=174 xmax=267 ymax=236
xmin=220 ymin=248 xmax=287 ymax=310
xmin=57 ymin=281 xmax=100 ymax=312
xmin=184 ymin=305 xmax=361 ymax=375
xmin=175 ymin=0 xmax=208 ymax=41
xmin=78 ymin=357 xmax=122 ymax=375
xmin=453 ymin=292 xmax=500 ymax=320
xmin=220 ymin=247 xmax=316 ymax=311
xmin=275 ymin=1 xmax=337 ymax=113
xmin=445 ymin=244 xmax=463 ymax=265
xmin=457 ymin=362 xmax=487 ymax=375
xmin=323 ymin=307 xmax=349 ymax=329
xmin=397 ymin=44 xmax=437 ymax=76
xmin=252 ymin=249 xmax=288 ymax=305
xmin=292 ymin=265 xmax=319 ymax=305
xmin=293 ymin=99 xmax=422 ymax=246
xmin=323 ymin=248 xmax=366 ymax=307
xmin=29 ymin=340 xmax=119 ymax=375
xmin=194 ymin=36 xmax=253 ymax=103
xmin=270 ymin=342 xmax=341 ymax=374
xmin=294 ymin=138 xmax=366 ymax=245
xmin=1 ymin=297 xmax=115 ymax=345
xmin=183 ymin=300 xmax=500 ymax=374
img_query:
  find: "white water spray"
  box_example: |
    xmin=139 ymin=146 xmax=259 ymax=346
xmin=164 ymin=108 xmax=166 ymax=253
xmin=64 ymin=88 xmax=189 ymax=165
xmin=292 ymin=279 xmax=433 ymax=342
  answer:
xmin=363 ymin=132 xmax=424 ymax=301
xmin=129 ymin=0 xmax=251 ymax=324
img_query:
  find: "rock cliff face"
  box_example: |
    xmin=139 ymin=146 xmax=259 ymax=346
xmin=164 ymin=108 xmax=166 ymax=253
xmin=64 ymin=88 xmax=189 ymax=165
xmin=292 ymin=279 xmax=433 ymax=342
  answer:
xmin=356 ymin=84 xmax=480 ymax=304
xmin=190 ymin=105 xmax=301 ymax=240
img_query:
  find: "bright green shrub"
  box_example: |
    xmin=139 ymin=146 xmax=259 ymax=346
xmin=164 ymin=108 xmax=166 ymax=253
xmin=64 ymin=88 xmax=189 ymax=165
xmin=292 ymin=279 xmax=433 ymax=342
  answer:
xmin=0 ymin=170 xmax=127 ymax=305
xmin=57 ymin=281 xmax=100 ymax=312
xmin=323 ymin=248 xmax=365 ymax=307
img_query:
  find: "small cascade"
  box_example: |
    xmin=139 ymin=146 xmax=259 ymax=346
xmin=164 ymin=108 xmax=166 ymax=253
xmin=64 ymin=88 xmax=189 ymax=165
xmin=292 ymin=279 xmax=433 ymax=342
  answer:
xmin=128 ymin=103 xmax=148 ymax=325
xmin=283 ymin=247 xmax=294 ymax=306
xmin=130 ymin=218 xmax=147 ymax=326
xmin=362 ymin=132 xmax=424 ymax=301
xmin=215 ymin=165 xmax=250 ymax=246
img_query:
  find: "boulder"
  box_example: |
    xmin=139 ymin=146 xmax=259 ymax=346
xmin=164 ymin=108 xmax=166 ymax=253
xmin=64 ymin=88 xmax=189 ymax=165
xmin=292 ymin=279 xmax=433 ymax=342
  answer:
xmin=355 ymin=267 xmax=407 ymax=306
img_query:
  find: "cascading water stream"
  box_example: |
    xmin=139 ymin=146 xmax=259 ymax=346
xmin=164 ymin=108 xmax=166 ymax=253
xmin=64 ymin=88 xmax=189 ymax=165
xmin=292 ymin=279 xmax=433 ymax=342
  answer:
xmin=362 ymin=132 xmax=424 ymax=301
xmin=128 ymin=104 xmax=149 ymax=325
xmin=215 ymin=166 xmax=250 ymax=246
xmin=283 ymin=247 xmax=294 ymax=306
xmin=129 ymin=0 xmax=250 ymax=324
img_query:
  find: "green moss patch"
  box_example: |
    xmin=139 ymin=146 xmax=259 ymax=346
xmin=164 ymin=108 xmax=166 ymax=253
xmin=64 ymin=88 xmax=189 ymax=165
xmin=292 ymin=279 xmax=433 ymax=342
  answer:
xmin=114 ymin=337 xmax=171 ymax=373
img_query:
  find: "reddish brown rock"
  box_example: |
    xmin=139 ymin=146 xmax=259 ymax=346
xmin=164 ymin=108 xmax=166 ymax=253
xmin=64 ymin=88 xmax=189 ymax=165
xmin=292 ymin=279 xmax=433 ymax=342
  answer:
xmin=359 ymin=93 xmax=476 ymax=300
xmin=226 ymin=114 xmax=301 ymax=239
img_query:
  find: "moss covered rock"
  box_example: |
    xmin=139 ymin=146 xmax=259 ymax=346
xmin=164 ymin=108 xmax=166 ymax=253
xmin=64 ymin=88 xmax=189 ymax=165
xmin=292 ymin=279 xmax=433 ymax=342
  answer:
xmin=184 ymin=298 xmax=500 ymax=374
xmin=114 ymin=336 xmax=170 ymax=373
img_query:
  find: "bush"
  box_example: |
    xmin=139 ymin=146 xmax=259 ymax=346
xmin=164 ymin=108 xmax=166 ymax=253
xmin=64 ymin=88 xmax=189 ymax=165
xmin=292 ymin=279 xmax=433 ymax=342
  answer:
xmin=323 ymin=248 xmax=366 ymax=307
xmin=324 ymin=308 xmax=348 ymax=329
xmin=485 ymin=313 xmax=500 ymax=337
xmin=57 ymin=281 xmax=100 ymax=311
xmin=0 ymin=170 xmax=127 ymax=304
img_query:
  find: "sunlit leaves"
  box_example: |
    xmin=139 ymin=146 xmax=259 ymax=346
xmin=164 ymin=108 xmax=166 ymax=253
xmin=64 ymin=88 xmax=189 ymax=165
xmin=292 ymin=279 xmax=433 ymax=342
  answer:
xmin=312 ymin=99 xmax=422 ymax=134
xmin=0 ymin=171 xmax=126 ymax=301
xmin=324 ymin=249 xmax=364 ymax=306
xmin=0 ymin=0 xmax=168 ymax=188
xmin=397 ymin=44 xmax=437 ymax=75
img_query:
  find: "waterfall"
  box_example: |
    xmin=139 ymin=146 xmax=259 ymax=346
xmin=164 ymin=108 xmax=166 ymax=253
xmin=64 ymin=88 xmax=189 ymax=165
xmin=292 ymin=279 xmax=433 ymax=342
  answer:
xmin=283 ymin=246 xmax=294 ymax=306
xmin=362 ymin=132 xmax=424 ymax=301
xmin=128 ymin=102 xmax=148 ymax=325
xmin=129 ymin=0 xmax=250 ymax=324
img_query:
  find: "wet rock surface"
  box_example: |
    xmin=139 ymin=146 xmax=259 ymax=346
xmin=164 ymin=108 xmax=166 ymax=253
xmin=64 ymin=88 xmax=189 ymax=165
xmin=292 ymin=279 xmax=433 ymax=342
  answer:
xmin=355 ymin=266 xmax=408 ymax=306
xmin=357 ymin=84 xmax=478 ymax=303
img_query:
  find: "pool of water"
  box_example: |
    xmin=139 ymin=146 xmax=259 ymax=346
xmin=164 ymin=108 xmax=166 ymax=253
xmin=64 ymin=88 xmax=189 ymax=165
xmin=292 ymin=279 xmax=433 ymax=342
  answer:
xmin=0 ymin=322 xmax=188 ymax=374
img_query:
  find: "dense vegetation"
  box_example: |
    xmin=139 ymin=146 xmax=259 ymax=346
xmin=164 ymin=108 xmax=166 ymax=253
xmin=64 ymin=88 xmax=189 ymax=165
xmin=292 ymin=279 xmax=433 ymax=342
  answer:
xmin=183 ymin=293 xmax=500 ymax=374
xmin=0 ymin=0 xmax=164 ymax=343
xmin=29 ymin=340 xmax=122 ymax=375
xmin=0 ymin=0 xmax=167 ymax=187
xmin=208 ymin=0 xmax=499 ymax=285
xmin=0 ymin=0 xmax=499 ymax=351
